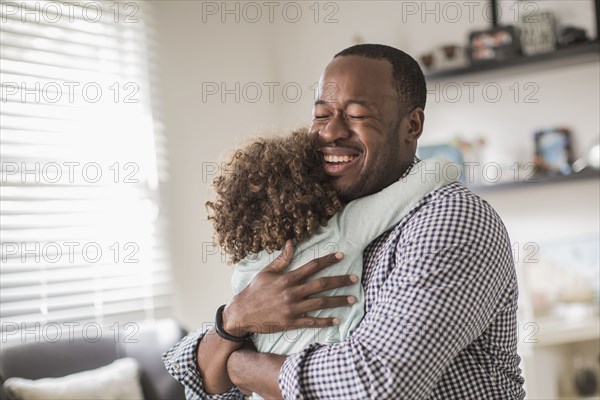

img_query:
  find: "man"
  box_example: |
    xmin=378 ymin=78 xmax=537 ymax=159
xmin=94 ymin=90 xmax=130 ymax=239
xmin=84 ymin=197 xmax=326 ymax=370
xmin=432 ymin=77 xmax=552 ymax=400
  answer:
xmin=163 ymin=44 xmax=526 ymax=399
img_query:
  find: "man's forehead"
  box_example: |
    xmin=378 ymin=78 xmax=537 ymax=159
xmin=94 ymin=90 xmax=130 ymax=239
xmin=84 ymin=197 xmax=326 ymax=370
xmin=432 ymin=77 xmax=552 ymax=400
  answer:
xmin=316 ymin=55 xmax=395 ymax=101
xmin=315 ymin=56 xmax=395 ymax=104
xmin=323 ymin=56 xmax=392 ymax=78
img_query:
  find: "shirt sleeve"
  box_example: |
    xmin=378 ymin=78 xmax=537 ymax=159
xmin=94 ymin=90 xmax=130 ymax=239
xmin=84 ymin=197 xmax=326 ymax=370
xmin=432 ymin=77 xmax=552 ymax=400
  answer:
xmin=339 ymin=157 xmax=459 ymax=247
xmin=279 ymin=189 xmax=516 ymax=399
xmin=162 ymin=329 xmax=244 ymax=400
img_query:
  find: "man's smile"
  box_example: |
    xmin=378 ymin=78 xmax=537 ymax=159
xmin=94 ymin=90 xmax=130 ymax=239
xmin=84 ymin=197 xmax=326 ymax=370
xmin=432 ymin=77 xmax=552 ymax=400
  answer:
xmin=318 ymin=147 xmax=362 ymax=176
xmin=322 ymin=154 xmax=358 ymax=163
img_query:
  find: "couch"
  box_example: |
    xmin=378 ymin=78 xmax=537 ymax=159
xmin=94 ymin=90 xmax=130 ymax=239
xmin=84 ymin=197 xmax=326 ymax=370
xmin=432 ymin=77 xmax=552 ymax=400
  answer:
xmin=0 ymin=319 xmax=187 ymax=400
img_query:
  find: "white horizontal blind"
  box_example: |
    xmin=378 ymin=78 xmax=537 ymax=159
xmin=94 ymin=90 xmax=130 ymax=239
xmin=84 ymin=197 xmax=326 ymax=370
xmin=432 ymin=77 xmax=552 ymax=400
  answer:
xmin=0 ymin=0 xmax=172 ymax=342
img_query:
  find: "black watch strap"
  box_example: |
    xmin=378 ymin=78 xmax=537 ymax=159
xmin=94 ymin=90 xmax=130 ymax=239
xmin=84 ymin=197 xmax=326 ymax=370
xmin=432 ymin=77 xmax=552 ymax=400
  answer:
xmin=215 ymin=304 xmax=252 ymax=343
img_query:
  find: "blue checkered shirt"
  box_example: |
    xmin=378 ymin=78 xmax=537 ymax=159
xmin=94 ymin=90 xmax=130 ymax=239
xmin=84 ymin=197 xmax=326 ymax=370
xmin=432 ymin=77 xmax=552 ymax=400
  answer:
xmin=163 ymin=170 xmax=526 ymax=399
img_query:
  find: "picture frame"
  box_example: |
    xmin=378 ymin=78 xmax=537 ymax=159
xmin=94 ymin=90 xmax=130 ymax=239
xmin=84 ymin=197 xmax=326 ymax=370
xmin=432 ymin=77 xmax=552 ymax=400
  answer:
xmin=534 ymin=127 xmax=574 ymax=175
xmin=468 ymin=26 xmax=520 ymax=63
xmin=416 ymin=143 xmax=465 ymax=184
xmin=519 ymin=11 xmax=557 ymax=56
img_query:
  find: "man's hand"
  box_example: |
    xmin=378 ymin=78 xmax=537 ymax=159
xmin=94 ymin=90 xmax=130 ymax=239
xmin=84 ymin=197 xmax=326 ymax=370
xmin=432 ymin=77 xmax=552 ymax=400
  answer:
xmin=222 ymin=240 xmax=359 ymax=336
xmin=196 ymin=240 xmax=357 ymax=395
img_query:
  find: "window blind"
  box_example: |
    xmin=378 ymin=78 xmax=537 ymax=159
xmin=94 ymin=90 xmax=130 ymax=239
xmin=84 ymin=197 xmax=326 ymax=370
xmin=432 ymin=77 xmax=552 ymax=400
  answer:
xmin=0 ymin=0 xmax=172 ymax=342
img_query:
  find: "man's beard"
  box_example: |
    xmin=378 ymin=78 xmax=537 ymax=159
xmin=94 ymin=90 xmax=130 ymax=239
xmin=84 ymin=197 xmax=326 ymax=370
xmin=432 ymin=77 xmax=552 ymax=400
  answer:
xmin=333 ymin=160 xmax=390 ymax=203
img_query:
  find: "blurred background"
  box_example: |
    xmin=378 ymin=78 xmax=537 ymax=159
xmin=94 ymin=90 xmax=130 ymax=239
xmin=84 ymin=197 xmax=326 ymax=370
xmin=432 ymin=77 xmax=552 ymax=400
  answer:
xmin=1 ymin=1 xmax=599 ymax=398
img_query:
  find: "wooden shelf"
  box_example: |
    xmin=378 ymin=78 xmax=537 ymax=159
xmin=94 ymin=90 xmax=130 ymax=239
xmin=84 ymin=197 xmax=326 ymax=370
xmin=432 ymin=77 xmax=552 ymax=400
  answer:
xmin=469 ymin=167 xmax=599 ymax=193
xmin=425 ymin=41 xmax=600 ymax=80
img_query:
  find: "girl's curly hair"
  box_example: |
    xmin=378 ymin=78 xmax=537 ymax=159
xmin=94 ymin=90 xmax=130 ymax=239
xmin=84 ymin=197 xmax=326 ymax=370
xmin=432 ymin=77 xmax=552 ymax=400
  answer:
xmin=206 ymin=128 xmax=342 ymax=264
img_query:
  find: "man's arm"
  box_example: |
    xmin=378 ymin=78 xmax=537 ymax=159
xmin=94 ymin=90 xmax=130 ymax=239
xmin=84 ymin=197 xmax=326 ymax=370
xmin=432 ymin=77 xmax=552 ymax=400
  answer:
xmin=163 ymin=328 xmax=244 ymax=399
xmin=163 ymin=241 xmax=358 ymax=398
xmin=227 ymin=349 xmax=286 ymax=399
xmin=196 ymin=328 xmax=244 ymax=394
xmin=228 ymin=191 xmax=519 ymax=399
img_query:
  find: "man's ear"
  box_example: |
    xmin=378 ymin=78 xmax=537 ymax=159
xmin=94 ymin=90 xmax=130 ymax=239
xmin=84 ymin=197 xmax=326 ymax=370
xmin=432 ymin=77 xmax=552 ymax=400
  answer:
xmin=404 ymin=107 xmax=424 ymax=143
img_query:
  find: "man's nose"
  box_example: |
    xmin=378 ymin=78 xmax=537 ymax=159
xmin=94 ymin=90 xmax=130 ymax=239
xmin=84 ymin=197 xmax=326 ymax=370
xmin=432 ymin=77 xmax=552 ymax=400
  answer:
xmin=319 ymin=114 xmax=351 ymax=143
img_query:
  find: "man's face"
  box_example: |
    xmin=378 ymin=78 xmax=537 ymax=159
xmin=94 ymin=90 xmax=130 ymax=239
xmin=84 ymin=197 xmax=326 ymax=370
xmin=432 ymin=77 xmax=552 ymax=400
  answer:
xmin=310 ymin=55 xmax=418 ymax=202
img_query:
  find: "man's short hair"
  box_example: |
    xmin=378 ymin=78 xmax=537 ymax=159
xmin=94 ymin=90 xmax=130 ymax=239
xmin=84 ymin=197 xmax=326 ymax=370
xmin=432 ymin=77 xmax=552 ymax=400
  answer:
xmin=334 ymin=44 xmax=426 ymax=113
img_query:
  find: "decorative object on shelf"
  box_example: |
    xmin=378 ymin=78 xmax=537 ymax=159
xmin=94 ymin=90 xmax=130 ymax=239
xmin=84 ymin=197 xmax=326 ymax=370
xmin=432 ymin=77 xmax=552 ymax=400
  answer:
xmin=558 ymin=26 xmax=589 ymax=47
xmin=416 ymin=143 xmax=465 ymax=184
xmin=437 ymin=45 xmax=468 ymax=70
xmin=419 ymin=45 xmax=468 ymax=71
xmin=451 ymin=136 xmax=486 ymax=185
xmin=352 ymin=35 xmax=365 ymax=45
xmin=573 ymin=355 xmax=599 ymax=397
xmin=468 ymin=26 xmax=520 ymax=62
xmin=452 ymin=136 xmax=486 ymax=156
xmin=420 ymin=53 xmax=434 ymax=69
xmin=588 ymin=142 xmax=600 ymax=169
xmin=519 ymin=11 xmax=557 ymax=56
xmin=534 ymin=127 xmax=574 ymax=176
xmin=573 ymin=140 xmax=600 ymax=172
xmin=442 ymin=45 xmax=457 ymax=59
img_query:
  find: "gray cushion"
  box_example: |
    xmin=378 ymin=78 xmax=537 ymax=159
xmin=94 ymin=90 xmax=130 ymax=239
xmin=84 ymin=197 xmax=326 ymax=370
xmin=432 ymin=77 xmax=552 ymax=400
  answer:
xmin=0 ymin=319 xmax=186 ymax=400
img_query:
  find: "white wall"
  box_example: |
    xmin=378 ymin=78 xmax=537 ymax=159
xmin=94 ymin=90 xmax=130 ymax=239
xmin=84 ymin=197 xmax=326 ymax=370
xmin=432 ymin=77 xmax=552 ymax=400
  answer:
xmin=153 ymin=1 xmax=600 ymax=331
xmin=154 ymin=1 xmax=279 ymax=329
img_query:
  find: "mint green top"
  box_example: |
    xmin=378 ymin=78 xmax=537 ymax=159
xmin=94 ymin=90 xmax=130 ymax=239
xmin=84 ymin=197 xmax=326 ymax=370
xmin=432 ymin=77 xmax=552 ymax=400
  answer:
xmin=232 ymin=158 xmax=459 ymax=358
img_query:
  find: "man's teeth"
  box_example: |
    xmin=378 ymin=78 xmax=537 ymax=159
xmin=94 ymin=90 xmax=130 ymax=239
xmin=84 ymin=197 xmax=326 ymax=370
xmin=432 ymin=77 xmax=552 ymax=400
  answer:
xmin=324 ymin=155 xmax=357 ymax=163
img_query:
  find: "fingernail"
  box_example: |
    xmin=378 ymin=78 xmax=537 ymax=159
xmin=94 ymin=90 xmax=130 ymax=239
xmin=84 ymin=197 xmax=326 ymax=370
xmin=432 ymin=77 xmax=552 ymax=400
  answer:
xmin=347 ymin=296 xmax=356 ymax=304
xmin=350 ymin=274 xmax=359 ymax=283
xmin=332 ymin=318 xmax=340 ymax=325
xmin=335 ymin=252 xmax=344 ymax=260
